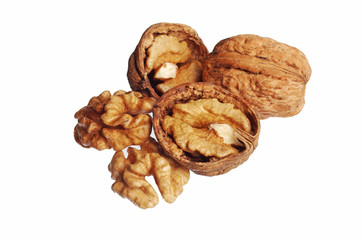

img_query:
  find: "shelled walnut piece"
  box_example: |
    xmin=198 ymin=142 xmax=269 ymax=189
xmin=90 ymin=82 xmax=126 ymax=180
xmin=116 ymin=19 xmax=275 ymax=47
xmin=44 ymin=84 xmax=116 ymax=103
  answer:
xmin=74 ymin=90 xmax=155 ymax=151
xmin=109 ymin=138 xmax=190 ymax=209
xmin=202 ymin=34 xmax=312 ymax=119
xmin=127 ymin=23 xmax=208 ymax=98
xmin=153 ymin=82 xmax=260 ymax=176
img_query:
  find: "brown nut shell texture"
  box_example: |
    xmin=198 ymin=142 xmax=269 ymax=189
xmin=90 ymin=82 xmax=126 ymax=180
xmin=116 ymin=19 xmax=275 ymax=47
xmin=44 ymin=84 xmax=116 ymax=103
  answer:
xmin=202 ymin=34 xmax=312 ymax=119
xmin=153 ymin=82 xmax=260 ymax=176
xmin=74 ymin=90 xmax=156 ymax=151
xmin=127 ymin=23 xmax=208 ymax=99
xmin=109 ymin=138 xmax=190 ymax=209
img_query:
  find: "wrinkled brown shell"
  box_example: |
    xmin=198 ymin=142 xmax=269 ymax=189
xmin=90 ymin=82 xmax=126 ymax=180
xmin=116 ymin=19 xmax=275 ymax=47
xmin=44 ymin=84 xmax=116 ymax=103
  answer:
xmin=127 ymin=22 xmax=208 ymax=99
xmin=153 ymin=82 xmax=260 ymax=176
xmin=202 ymin=34 xmax=312 ymax=119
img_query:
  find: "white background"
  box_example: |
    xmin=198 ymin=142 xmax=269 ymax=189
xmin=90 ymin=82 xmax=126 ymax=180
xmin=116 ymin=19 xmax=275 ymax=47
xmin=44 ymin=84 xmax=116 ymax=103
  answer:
xmin=1 ymin=0 xmax=361 ymax=239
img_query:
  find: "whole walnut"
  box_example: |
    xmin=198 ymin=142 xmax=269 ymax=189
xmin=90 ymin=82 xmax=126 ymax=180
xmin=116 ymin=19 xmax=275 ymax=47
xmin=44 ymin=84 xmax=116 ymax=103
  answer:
xmin=127 ymin=23 xmax=208 ymax=99
xmin=202 ymin=34 xmax=312 ymax=119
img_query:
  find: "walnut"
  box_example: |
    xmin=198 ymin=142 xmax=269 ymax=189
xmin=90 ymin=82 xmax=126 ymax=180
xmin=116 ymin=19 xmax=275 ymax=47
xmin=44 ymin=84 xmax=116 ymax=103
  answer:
xmin=127 ymin=23 xmax=208 ymax=99
xmin=109 ymin=138 xmax=190 ymax=209
xmin=153 ymin=82 xmax=260 ymax=176
xmin=202 ymin=34 xmax=312 ymax=119
xmin=74 ymin=90 xmax=155 ymax=151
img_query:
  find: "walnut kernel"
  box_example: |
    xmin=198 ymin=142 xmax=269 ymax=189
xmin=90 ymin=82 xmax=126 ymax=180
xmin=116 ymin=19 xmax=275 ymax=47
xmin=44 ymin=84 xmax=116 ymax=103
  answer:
xmin=109 ymin=138 xmax=190 ymax=209
xmin=74 ymin=90 xmax=155 ymax=151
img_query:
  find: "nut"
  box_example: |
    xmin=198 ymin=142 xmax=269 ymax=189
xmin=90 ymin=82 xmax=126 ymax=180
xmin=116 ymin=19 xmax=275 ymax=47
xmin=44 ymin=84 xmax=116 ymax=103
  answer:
xmin=109 ymin=138 xmax=190 ymax=209
xmin=153 ymin=82 xmax=260 ymax=176
xmin=127 ymin=23 xmax=208 ymax=98
xmin=74 ymin=90 xmax=155 ymax=151
xmin=202 ymin=34 xmax=312 ymax=119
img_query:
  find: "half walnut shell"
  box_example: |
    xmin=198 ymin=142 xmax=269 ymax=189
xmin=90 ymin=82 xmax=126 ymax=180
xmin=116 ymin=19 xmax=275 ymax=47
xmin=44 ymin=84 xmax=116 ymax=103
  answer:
xmin=127 ymin=23 xmax=208 ymax=99
xmin=202 ymin=34 xmax=312 ymax=119
xmin=153 ymin=82 xmax=260 ymax=176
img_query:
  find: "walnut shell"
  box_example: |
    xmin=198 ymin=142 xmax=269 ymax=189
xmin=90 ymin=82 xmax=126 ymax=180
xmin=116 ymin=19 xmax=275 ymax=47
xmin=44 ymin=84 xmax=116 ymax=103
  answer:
xmin=153 ymin=82 xmax=260 ymax=176
xmin=127 ymin=22 xmax=208 ymax=99
xmin=202 ymin=34 xmax=312 ymax=119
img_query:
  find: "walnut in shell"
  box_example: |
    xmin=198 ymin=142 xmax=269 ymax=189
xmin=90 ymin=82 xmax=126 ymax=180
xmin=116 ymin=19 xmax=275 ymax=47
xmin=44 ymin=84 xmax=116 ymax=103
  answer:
xmin=153 ymin=82 xmax=260 ymax=176
xmin=202 ymin=34 xmax=312 ymax=119
xmin=127 ymin=23 xmax=208 ymax=98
